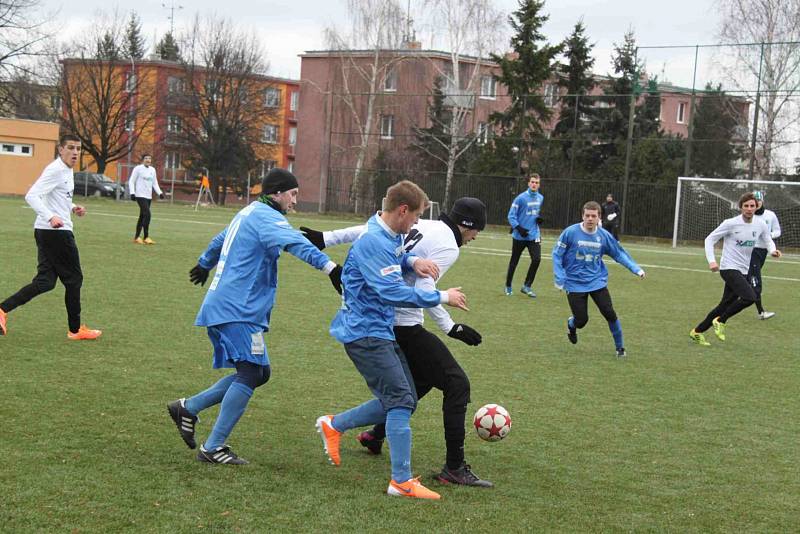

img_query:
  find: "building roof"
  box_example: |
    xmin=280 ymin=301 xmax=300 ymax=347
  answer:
xmin=300 ymin=48 xmax=499 ymax=66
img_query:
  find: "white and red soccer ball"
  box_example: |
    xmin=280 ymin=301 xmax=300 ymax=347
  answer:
xmin=473 ymin=404 xmax=511 ymax=442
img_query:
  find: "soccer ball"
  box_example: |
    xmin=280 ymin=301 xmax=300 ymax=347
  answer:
xmin=473 ymin=404 xmax=511 ymax=442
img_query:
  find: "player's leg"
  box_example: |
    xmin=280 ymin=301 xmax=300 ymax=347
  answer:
xmin=521 ymin=241 xmax=541 ymax=297
xmin=694 ymin=275 xmax=737 ymax=333
xmin=140 ymin=199 xmax=155 ymax=243
xmin=505 ymin=238 xmax=526 ymax=294
xmin=749 ymin=248 xmax=772 ymax=318
xmin=134 ymin=198 xmax=146 ymax=241
xmin=566 ymin=291 xmax=589 ymax=344
xmin=590 ymin=288 xmax=624 ymax=356
xmin=50 ymin=231 xmax=91 ymax=337
xmin=717 ymin=270 xmax=757 ymax=324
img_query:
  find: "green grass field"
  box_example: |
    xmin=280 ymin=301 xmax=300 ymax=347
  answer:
xmin=1 ymin=195 xmax=798 ymax=532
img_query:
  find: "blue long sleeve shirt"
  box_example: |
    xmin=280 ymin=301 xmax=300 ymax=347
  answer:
xmin=330 ymin=214 xmax=445 ymax=344
xmin=507 ymin=189 xmax=544 ymax=241
xmin=195 ymin=201 xmax=334 ymax=329
xmin=552 ymin=223 xmax=642 ymax=293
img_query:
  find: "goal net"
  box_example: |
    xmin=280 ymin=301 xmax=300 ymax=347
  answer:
xmin=673 ymin=177 xmax=800 ymax=250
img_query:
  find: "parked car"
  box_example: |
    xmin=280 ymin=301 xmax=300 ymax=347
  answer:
xmin=73 ymin=172 xmax=126 ymax=198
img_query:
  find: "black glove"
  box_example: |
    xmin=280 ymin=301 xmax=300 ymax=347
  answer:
xmin=159 ymin=193 xmax=165 ymax=200
xmin=189 ymin=264 xmax=210 ymax=286
xmin=448 ymin=323 xmax=482 ymax=346
xmin=515 ymin=226 xmax=529 ymax=238
xmin=329 ymin=264 xmax=343 ymax=295
xmin=536 ymin=216 xmax=543 ymax=225
xmin=299 ymin=226 xmax=326 ymax=250
xmin=130 ymin=194 xmax=136 ymax=201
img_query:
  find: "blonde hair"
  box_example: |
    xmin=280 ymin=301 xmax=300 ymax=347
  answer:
xmin=384 ymin=180 xmax=428 ymax=212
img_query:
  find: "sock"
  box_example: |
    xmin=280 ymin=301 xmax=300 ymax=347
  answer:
xmin=184 ymin=373 xmax=236 ymax=415
xmin=332 ymin=398 xmax=385 ymax=433
xmin=756 ymin=299 xmax=764 ymax=314
xmin=385 ymin=407 xmax=413 ymax=483
xmin=609 ymin=319 xmax=623 ymax=349
xmin=204 ymin=381 xmax=253 ymax=450
xmin=568 ymin=316 xmax=576 ymax=331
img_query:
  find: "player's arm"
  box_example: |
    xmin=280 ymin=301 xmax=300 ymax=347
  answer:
xmin=189 ymin=227 xmax=228 ymax=285
xmin=507 ymin=196 xmax=520 ymax=228
xmin=272 ymin=222 xmax=343 ymax=292
xmin=299 ymin=224 xmax=366 ymax=250
xmin=704 ymin=219 xmax=729 ymax=270
xmin=770 ymin=212 xmax=781 ymax=239
xmin=761 ymin=221 xmax=781 ymax=258
xmin=551 ymin=230 xmax=569 ymax=290
xmin=25 ymin=167 xmax=62 ymax=227
xmin=152 ymin=171 xmax=164 ymax=199
xmin=605 ymin=234 xmax=645 ymax=278
xmin=128 ymin=167 xmax=139 ymax=197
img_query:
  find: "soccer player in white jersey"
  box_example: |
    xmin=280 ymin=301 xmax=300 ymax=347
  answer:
xmin=0 ymin=134 xmax=102 ymax=340
xmin=748 ymin=191 xmax=782 ymax=319
xmin=302 ymin=197 xmax=492 ymax=488
xmin=690 ymin=192 xmax=781 ymax=346
xmin=128 ymin=154 xmax=164 ymax=244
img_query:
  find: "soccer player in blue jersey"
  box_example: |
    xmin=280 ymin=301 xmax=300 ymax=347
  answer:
xmin=316 ymin=180 xmax=468 ymax=500
xmin=552 ymin=201 xmax=645 ymax=357
xmin=167 ymin=168 xmax=342 ymax=465
xmin=505 ymin=173 xmax=544 ymax=297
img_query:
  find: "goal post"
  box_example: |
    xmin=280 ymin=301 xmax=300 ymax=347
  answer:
xmin=672 ymin=176 xmax=800 ymax=249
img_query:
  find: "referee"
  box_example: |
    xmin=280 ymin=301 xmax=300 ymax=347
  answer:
xmin=0 ymin=134 xmax=101 ymax=340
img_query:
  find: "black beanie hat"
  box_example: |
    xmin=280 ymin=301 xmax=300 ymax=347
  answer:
xmin=449 ymin=197 xmax=487 ymax=231
xmin=261 ymin=168 xmax=299 ymax=195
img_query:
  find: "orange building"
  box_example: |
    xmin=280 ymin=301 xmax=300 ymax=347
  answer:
xmin=0 ymin=118 xmax=59 ymax=196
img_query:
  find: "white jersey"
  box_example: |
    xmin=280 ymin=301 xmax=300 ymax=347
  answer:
xmin=128 ymin=164 xmax=162 ymax=199
xmin=25 ymin=157 xmax=76 ymax=231
xmin=704 ymin=215 xmax=775 ymax=274
xmin=324 ymin=217 xmax=460 ymax=333
xmin=754 ymin=209 xmax=781 ymax=249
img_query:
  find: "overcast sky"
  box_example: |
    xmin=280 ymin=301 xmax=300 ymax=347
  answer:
xmin=40 ymin=0 xmax=724 ymax=85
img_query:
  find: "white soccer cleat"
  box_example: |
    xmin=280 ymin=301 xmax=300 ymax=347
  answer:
xmin=758 ymin=311 xmax=776 ymax=320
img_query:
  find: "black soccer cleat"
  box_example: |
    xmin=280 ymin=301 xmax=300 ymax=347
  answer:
xmin=167 ymin=398 xmax=198 ymax=449
xmin=356 ymin=429 xmax=384 ymax=455
xmin=435 ymin=463 xmax=493 ymax=488
xmin=197 ymin=445 xmax=249 ymax=465
xmin=616 ymin=347 xmax=627 ymax=358
xmin=567 ymin=321 xmax=578 ymax=344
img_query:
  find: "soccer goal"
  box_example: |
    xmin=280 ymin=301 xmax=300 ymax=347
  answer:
xmin=672 ymin=177 xmax=800 ymax=249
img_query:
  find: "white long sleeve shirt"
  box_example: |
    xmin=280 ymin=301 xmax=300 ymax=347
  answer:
xmin=128 ymin=164 xmax=162 ymax=199
xmin=324 ymin=217 xmax=461 ymax=333
xmin=704 ymin=215 xmax=775 ymax=274
xmin=755 ymin=209 xmax=781 ymax=248
xmin=25 ymin=157 xmax=76 ymax=231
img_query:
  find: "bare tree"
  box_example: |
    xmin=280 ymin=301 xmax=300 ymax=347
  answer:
xmin=177 ymin=15 xmax=276 ymax=205
xmin=717 ymin=0 xmax=800 ymax=176
xmin=412 ymin=0 xmax=503 ymax=209
xmin=325 ymin=0 xmax=408 ymax=213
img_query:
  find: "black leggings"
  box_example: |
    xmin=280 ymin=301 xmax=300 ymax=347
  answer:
xmin=135 ymin=197 xmax=152 ymax=239
xmin=506 ymin=238 xmax=541 ymax=287
xmin=748 ymin=248 xmax=767 ymax=313
xmin=371 ymin=325 xmax=471 ymax=469
xmin=695 ymin=269 xmax=757 ymax=332
xmin=567 ymin=287 xmax=617 ymax=328
xmin=0 ymin=230 xmax=83 ymax=332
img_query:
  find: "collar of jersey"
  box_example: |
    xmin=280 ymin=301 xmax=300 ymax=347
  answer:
xmin=438 ymin=213 xmax=463 ymax=247
xmin=374 ymin=212 xmax=399 ymax=238
xmin=580 ymin=223 xmax=599 ymax=234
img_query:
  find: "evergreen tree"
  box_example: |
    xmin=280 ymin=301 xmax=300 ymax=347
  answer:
xmin=411 ymin=77 xmax=467 ymax=174
xmin=95 ymin=32 xmax=120 ymax=60
xmin=156 ymin=32 xmax=180 ymax=61
xmin=691 ymin=83 xmax=742 ymax=177
xmin=124 ymin=12 xmax=147 ymax=60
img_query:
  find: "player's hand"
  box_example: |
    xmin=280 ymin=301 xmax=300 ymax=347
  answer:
xmin=444 ymin=287 xmax=468 ymax=311
xmin=448 ymin=323 xmax=482 ymax=346
xmin=130 ymin=194 xmax=136 ymax=201
xmin=328 ymin=264 xmax=343 ymax=294
xmin=535 ymin=217 xmax=543 ymax=225
xmin=49 ymin=215 xmax=64 ymax=228
xmin=72 ymin=205 xmax=86 ymax=217
xmin=709 ymin=262 xmax=719 ymax=272
xmin=516 ymin=226 xmax=529 ymax=238
xmin=607 ymin=213 xmax=617 ymax=221
xmin=413 ymin=258 xmax=440 ymax=280
xmin=159 ymin=193 xmax=165 ymax=200
xmin=771 ymin=250 xmax=782 ymax=258
xmin=299 ymin=226 xmax=326 ymax=250
xmin=189 ymin=264 xmax=210 ymax=286
xmin=637 ymin=269 xmax=646 ymax=279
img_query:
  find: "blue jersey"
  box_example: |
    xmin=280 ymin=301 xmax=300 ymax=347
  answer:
xmin=552 ymin=223 xmax=641 ymax=293
xmin=195 ymin=201 xmax=332 ymax=329
xmin=508 ymin=189 xmax=544 ymax=241
xmin=330 ymin=214 xmax=443 ymax=344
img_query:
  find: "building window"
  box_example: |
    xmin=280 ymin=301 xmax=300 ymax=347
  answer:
xmin=168 ymin=76 xmax=185 ymax=94
xmin=677 ymin=102 xmax=687 ymax=124
xmin=263 ymin=124 xmax=279 ymax=144
xmin=287 ymin=161 xmax=294 ymax=173
xmin=380 ymin=115 xmax=394 ymax=139
xmin=167 ymin=115 xmax=182 ymax=133
xmin=125 ymin=112 xmax=135 ymax=132
xmin=544 ymin=83 xmax=558 ymax=107
xmin=164 ymin=151 xmax=181 ymax=169
xmin=290 ymin=91 xmax=299 ymax=111
xmin=1 ymin=142 xmax=33 ymax=157
xmin=50 ymin=95 xmax=62 ymax=112
xmin=126 ymin=72 xmax=136 ymax=92
xmin=289 ymin=126 xmax=297 ymax=147
xmin=384 ymin=69 xmax=397 ymax=92
xmin=480 ymin=76 xmax=496 ymax=99
xmin=264 ymin=87 xmax=280 ymax=108
xmin=476 ymin=122 xmax=490 ymax=145
xmin=205 ymin=80 xmax=220 ymax=101
xmin=260 ymin=159 xmax=277 ymax=178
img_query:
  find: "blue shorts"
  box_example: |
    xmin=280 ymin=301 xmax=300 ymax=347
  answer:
xmin=344 ymin=337 xmax=417 ymax=412
xmin=207 ymin=322 xmax=269 ymax=369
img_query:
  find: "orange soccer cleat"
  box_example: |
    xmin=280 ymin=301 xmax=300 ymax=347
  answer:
xmin=387 ymin=477 xmax=442 ymax=500
xmin=67 ymin=325 xmax=102 ymax=340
